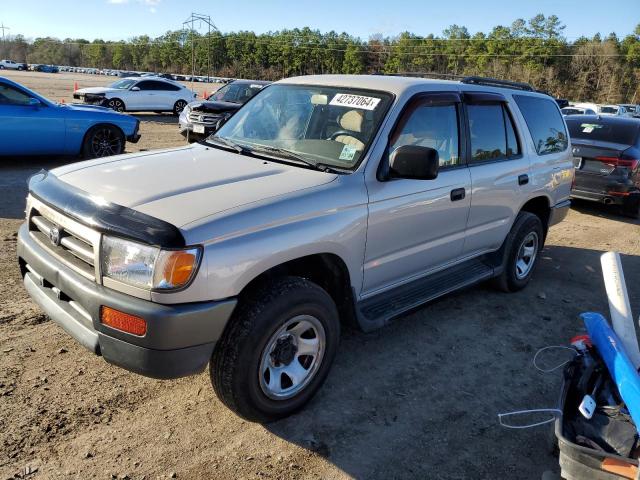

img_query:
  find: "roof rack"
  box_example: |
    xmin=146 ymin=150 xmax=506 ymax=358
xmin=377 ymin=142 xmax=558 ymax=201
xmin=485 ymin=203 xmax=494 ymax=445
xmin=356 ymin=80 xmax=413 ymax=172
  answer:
xmin=461 ymin=76 xmax=534 ymax=92
xmin=386 ymin=72 xmax=465 ymax=81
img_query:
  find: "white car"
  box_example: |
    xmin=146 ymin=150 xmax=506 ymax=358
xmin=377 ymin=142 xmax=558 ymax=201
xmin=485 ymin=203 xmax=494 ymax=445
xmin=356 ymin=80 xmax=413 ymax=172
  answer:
xmin=0 ymin=59 xmax=24 ymax=70
xmin=73 ymin=77 xmax=197 ymax=115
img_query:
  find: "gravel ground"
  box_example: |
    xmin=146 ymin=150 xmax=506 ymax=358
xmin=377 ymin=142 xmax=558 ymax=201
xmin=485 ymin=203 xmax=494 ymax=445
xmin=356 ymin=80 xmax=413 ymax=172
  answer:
xmin=1 ymin=70 xmax=639 ymax=480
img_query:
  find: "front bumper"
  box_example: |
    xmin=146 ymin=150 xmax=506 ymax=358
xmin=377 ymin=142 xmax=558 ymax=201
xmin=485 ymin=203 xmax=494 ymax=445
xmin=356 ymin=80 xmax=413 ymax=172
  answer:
xmin=127 ymin=120 xmax=141 ymax=143
xmin=17 ymin=223 xmax=237 ymax=379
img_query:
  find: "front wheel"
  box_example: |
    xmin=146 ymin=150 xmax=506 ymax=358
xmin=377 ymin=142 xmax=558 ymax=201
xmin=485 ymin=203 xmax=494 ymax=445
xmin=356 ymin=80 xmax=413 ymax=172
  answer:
xmin=173 ymin=100 xmax=187 ymax=116
xmin=492 ymin=212 xmax=544 ymax=292
xmin=210 ymin=276 xmax=340 ymax=422
xmin=107 ymin=98 xmax=125 ymax=112
xmin=81 ymin=125 xmax=125 ymax=159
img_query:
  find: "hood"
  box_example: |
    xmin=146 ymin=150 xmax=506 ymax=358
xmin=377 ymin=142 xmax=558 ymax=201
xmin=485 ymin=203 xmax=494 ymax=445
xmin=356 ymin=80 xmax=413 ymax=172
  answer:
xmin=51 ymin=145 xmax=337 ymax=228
xmin=75 ymin=86 xmax=119 ymax=95
xmin=189 ymin=100 xmax=240 ymax=114
xmin=63 ymin=103 xmax=115 ymax=113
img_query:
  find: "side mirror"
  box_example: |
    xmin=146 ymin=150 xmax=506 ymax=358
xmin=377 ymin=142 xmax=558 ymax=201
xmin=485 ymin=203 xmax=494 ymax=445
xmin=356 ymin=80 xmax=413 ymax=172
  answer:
xmin=28 ymin=98 xmax=42 ymax=107
xmin=389 ymin=145 xmax=439 ymax=180
xmin=130 ymin=86 xmax=140 ymax=92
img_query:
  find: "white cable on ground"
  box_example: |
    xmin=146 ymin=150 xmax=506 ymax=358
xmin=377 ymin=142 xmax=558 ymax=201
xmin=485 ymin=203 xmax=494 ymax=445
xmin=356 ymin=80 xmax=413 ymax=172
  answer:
xmin=498 ymin=409 xmax=563 ymax=429
xmin=533 ymin=345 xmax=579 ymax=373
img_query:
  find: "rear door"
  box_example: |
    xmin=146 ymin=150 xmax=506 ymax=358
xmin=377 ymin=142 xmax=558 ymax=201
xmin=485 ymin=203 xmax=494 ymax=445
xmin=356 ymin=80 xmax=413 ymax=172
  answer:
xmin=0 ymin=82 xmax=65 ymax=155
xmin=153 ymin=80 xmax=182 ymax=110
xmin=461 ymin=92 xmax=532 ymax=256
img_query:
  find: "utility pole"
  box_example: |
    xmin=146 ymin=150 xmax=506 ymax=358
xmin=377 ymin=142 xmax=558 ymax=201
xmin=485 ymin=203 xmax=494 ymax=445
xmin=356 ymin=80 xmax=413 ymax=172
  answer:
xmin=182 ymin=13 xmax=217 ymax=89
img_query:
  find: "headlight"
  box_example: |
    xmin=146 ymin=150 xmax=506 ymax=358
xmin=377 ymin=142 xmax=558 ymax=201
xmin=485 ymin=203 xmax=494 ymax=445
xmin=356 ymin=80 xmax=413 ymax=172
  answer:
xmin=100 ymin=236 xmax=201 ymax=291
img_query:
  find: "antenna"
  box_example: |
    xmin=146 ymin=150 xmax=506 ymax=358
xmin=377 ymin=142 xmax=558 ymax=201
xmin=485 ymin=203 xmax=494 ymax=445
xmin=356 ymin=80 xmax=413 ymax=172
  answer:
xmin=182 ymin=13 xmax=218 ymax=90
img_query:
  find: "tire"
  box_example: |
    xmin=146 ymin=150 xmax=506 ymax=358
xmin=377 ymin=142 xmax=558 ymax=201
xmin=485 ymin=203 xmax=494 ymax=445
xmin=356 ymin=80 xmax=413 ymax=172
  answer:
xmin=492 ymin=211 xmax=544 ymax=293
xmin=211 ymin=276 xmax=340 ymax=422
xmin=81 ymin=125 xmax=125 ymax=159
xmin=107 ymin=98 xmax=125 ymax=112
xmin=0 ymin=66 xmax=4 ymax=70
xmin=173 ymin=100 xmax=187 ymax=116
xmin=622 ymin=196 xmax=640 ymax=219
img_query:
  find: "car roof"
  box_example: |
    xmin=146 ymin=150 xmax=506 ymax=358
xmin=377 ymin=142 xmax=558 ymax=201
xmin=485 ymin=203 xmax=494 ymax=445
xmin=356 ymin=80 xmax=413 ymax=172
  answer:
xmin=275 ymin=74 xmax=552 ymax=99
xmin=123 ymin=76 xmax=184 ymax=87
xmin=230 ymin=79 xmax=272 ymax=86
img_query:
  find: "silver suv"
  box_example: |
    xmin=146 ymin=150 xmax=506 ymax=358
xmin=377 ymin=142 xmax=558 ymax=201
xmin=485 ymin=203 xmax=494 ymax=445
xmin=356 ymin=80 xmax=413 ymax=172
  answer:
xmin=17 ymin=75 xmax=573 ymax=421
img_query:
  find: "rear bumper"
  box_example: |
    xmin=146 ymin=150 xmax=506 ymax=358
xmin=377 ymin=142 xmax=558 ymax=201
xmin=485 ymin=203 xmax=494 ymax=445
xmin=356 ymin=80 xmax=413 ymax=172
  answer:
xmin=570 ymin=188 xmax=637 ymax=206
xmin=17 ymin=223 xmax=237 ymax=379
xmin=549 ymin=199 xmax=571 ymax=227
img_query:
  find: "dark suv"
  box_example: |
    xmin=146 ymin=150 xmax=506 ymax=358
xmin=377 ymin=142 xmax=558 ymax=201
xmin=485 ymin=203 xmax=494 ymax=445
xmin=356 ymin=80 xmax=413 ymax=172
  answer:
xmin=178 ymin=79 xmax=271 ymax=142
xmin=567 ymin=115 xmax=640 ymax=218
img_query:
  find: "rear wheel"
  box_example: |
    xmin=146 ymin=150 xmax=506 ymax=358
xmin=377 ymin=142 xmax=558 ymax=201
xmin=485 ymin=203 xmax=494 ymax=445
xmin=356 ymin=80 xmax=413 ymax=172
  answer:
xmin=173 ymin=100 xmax=188 ymax=116
xmin=107 ymin=98 xmax=125 ymax=112
xmin=210 ymin=276 xmax=340 ymax=422
xmin=492 ymin=212 xmax=544 ymax=292
xmin=81 ymin=125 xmax=125 ymax=159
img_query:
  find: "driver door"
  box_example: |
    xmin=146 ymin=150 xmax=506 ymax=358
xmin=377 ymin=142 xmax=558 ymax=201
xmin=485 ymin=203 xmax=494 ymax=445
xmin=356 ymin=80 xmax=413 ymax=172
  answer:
xmin=0 ymin=83 xmax=65 ymax=155
xmin=363 ymin=93 xmax=471 ymax=295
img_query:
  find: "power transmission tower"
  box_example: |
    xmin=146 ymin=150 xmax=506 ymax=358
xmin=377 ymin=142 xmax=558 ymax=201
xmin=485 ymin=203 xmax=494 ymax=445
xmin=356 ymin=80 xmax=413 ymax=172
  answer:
xmin=182 ymin=13 xmax=218 ymax=88
xmin=0 ymin=23 xmax=10 ymax=43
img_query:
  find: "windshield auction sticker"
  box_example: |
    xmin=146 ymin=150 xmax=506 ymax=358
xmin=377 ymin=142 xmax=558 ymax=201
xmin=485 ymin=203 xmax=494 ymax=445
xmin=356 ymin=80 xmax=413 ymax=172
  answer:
xmin=329 ymin=93 xmax=381 ymax=110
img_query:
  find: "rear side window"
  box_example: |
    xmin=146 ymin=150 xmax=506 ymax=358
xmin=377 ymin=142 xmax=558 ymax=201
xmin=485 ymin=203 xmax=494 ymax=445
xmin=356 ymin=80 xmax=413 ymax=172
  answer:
xmin=566 ymin=120 xmax=639 ymax=146
xmin=467 ymin=104 xmax=520 ymax=162
xmin=514 ymin=95 xmax=568 ymax=155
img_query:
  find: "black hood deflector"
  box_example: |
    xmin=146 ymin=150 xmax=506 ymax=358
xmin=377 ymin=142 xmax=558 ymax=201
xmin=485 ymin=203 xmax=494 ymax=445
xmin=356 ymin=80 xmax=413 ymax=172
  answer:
xmin=29 ymin=170 xmax=186 ymax=248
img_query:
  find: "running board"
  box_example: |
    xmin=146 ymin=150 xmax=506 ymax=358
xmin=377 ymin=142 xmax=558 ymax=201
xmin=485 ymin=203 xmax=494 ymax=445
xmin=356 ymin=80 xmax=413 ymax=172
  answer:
xmin=356 ymin=258 xmax=496 ymax=332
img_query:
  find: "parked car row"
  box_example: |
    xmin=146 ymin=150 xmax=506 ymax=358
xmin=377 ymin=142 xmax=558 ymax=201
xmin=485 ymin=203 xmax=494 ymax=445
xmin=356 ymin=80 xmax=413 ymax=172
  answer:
xmin=562 ymin=102 xmax=640 ymax=118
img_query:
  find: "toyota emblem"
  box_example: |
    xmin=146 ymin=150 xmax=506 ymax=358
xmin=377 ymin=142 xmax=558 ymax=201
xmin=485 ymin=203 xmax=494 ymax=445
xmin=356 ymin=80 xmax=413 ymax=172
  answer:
xmin=49 ymin=226 xmax=61 ymax=246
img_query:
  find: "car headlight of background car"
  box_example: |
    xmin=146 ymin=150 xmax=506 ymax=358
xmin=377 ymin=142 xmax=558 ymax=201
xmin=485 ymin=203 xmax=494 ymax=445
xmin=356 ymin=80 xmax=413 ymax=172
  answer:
xmin=100 ymin=236 xmax=201 ymax=290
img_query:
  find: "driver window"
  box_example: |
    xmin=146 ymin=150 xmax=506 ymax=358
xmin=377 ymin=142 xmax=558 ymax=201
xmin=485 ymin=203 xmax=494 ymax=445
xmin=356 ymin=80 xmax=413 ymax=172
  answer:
xmin=0 ymin=84 xmax=32 ymax=106
xmin=390 ymin=103 xmax=461 ymax=168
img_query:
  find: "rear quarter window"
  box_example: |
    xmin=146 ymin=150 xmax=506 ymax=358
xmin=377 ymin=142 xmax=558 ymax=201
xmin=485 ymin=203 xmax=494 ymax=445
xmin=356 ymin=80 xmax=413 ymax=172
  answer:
xmin=566 ymin=120 xmax=639 ymax=146
xmin=514 ymin=95 xmax=568 ymax=155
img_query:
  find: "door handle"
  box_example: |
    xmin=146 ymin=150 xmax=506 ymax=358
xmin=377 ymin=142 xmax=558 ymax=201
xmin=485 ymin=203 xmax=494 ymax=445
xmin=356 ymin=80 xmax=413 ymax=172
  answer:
xmin=450 ymin=188 xmax=466 ymax=202
xmin=518 ymin=174 xmax=529 ymax=186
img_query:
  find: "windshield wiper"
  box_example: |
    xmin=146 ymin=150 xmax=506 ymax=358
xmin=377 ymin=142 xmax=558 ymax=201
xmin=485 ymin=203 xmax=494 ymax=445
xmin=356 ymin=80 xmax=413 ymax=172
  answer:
xmin=204 ymin=136 xmax=248 ymax=155
xmin=249 ymin=145 xmax=338 ymax=172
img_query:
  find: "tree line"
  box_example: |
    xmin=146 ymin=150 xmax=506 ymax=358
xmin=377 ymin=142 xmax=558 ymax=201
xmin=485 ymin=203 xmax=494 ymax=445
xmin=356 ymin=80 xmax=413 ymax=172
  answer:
xmin=1 ymin=14 xmax=639 ymax=103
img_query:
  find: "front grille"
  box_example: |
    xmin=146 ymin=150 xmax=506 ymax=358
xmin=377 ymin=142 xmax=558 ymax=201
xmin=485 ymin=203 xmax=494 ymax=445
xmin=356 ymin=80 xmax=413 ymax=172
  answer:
xmin=28 ymin=199 xmax=100 ymax=282
xmin=188 ymin=112 xmax=221 ymax=124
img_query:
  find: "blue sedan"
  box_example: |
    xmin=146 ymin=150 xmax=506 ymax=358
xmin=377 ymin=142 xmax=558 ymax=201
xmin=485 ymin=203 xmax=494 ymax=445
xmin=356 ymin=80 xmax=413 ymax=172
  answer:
xmin=0 ymin=76 xmax=141 ymax=158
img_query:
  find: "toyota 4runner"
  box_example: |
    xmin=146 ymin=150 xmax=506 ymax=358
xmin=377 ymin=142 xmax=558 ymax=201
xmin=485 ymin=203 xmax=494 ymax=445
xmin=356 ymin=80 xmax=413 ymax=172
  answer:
xmin=18 ymin=75 xmax=573 ymax=421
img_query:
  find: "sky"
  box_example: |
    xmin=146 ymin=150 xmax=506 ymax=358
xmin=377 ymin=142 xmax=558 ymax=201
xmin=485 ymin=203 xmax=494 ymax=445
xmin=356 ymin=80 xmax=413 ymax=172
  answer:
xmin=0 ymin=0 xmax=638 ymax=41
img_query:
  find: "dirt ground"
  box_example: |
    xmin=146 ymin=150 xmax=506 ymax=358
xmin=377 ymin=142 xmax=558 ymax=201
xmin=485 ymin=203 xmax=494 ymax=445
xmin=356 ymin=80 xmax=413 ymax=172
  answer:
xmin=1 ymin=71 xmax=639 ymax=480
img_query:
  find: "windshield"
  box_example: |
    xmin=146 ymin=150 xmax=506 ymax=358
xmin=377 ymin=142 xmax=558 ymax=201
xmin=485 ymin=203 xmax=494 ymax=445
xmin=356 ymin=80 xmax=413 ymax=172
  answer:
xmin=209 ymin=83 xmax=265 ymax=104
xmin=213 ymin=84 xmax=392 ymax=169
xmin=109 ymin=79 xmax=137 ymax=90
xmin=600 ymin=106 xmax=618 ymax=114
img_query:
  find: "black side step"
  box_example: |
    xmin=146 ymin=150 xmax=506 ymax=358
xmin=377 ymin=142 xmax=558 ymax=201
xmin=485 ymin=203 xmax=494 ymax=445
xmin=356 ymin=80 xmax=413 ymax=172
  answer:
xmin=356 ymin=258 xmax=496 ymax=332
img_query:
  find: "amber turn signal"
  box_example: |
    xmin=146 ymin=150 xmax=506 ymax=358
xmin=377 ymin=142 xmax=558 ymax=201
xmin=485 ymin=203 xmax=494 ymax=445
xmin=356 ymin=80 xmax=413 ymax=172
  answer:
xmin=100 ymin=306 xmax=147 ymax=336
